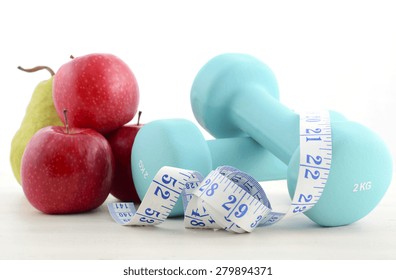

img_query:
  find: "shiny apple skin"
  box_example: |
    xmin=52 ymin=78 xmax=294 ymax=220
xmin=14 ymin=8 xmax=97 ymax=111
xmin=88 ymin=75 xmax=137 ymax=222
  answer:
xmin=106 ymin=124 xmax=142 ymax=202
xmin=21 ymin=126 xmax=115 ymax=214
xmin=53 ymin=53 xmax=139 ymax=134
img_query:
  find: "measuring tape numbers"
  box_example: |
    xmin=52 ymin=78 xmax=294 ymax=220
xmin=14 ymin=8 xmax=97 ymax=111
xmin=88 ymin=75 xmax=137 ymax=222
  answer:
xmin=287 ymin=111 xmax=333 ymax=218
xmin=108 ymin=111 xmax=332 ymax=233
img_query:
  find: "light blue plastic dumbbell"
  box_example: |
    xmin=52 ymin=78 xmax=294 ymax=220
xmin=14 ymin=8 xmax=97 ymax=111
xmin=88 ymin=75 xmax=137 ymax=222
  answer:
xmin=131 ymin=119 xmax=287 ymax=216
xmin=191 ymin=53 xmax=393 ymax=226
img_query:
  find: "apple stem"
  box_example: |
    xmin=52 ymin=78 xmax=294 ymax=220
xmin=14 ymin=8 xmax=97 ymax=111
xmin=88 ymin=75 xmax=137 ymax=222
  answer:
xmin=137 ymin=111 xmax=142 ymax=125
xmin=70 ymin=55 xmax=75 ymax=59
xmin=63 ymin=109 xmax=70 ymax=134
xmin=17 ymin=65 xmax=55 ymax=77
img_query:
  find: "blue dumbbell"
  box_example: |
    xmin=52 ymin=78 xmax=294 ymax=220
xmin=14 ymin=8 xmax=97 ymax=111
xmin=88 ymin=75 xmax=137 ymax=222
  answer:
xmin=131 ymin=119 xmax=287 ymax=216
xmin=191 ymin=53 xmax=393 ymax=226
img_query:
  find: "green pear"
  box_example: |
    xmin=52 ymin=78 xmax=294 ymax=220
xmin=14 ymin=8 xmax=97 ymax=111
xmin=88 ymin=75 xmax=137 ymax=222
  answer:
xmin=10 ymin=66 xmax=63 ymax=185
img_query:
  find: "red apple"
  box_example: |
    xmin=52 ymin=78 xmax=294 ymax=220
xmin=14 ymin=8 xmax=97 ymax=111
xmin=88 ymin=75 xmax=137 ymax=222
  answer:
xmin=106 ymin=112 xmax=143 ymax=202
xmin=53 ymin=53 xmax=139 ymax=134
xmin=21 ymin=112 xmax=115 ymax=214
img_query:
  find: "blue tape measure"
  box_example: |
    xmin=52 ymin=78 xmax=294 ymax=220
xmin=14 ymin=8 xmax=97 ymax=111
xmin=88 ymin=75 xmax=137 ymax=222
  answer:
xmin=108 ymin=111 xmax=332 ymax=233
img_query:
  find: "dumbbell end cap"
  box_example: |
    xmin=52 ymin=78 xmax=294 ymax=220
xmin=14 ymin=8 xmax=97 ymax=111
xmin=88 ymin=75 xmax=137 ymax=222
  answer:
xmin=287 ymin=121 xmax=393 ymax=226
xmin=131 ymin=119 xmax=212 ymax=216
xmin=191 ymin=53 xmax=279 ymax=138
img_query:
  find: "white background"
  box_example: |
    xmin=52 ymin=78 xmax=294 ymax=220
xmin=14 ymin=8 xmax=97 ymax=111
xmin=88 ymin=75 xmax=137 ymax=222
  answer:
xmin=0 ymin=0 xmax=395 ymax=263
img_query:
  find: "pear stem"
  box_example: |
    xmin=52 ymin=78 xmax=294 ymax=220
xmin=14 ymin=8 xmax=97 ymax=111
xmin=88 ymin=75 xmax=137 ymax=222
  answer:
xmin=17 ymin=65 xmax=55 ymax=77
xmin=63 ymin=109 xmax=70 ymax=134
xmin=137 ymin=111 xmax=142 ymax=125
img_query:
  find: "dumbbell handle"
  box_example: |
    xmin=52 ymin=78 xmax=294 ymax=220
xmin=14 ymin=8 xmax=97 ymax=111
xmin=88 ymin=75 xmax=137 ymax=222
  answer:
xmin=232 ymin=85 xmax=299 ymax=164
xmin=208 ymin=137 xmax=286 ymax=181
